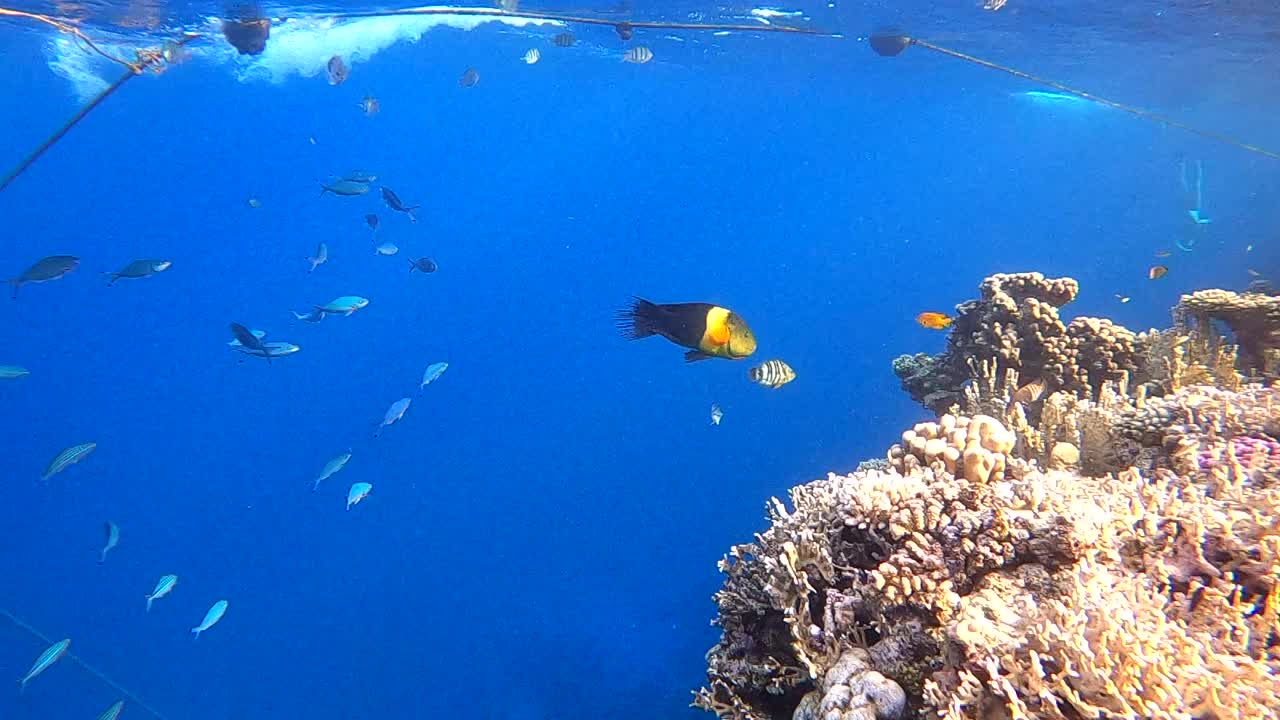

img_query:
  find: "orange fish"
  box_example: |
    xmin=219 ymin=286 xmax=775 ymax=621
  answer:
xmin=1149 ymin=265 xmax=1168 ymax=280
xmin=916 ymin=311 xmax=953 ymax=330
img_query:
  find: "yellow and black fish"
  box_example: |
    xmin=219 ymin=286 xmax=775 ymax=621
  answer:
xmin=615 ymin=297 xmax=757 ymax=363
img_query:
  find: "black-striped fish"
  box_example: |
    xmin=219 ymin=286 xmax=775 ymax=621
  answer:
xmin=615 ymin=297 xmax=757 ymax=363
xmin=97 ymin=700 xmax=125 ymax=720
xmin=99 ymin=521 xmax=120 ymax=564
xmin=623 ymin=46 xmax=653 ymax=64
xmin=552 ymin=32 xmax=575 ymax=47
xmin=41 ymin=442 xmax=96 ymax=482
xmin=18 ymin=638 xmax=69 ymax=694
xmin=749 ymin=359 xmax=795 ymax=389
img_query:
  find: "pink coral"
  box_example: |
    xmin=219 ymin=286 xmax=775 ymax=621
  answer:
xmin=1197 ymin=435 xmax=1280 ymax=470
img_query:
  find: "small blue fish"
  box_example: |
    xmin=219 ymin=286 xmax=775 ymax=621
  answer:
xmin=192 ymin=600 xmax=228 ymax=639
xmin=420 ymin=362 xmax=448 ymax=390
xmin=97 ymin=700 xmax=125 ymax=720
xmin=146 ymin=574 xmax=178 ymax=613
xmin=314 ymin=451 xmax=352 ymax=492
xmin=347 ymin=482 xmax=373 ymax=510
xmin=315 ymin=295 xmax=369 ymax=316
xmin=18 ymin=638 xmax=70 ymax=694
xmin=374 ymin=397 xmax=411 ymax=437
xmin=99 ymin=521 xmax=120 ymax=564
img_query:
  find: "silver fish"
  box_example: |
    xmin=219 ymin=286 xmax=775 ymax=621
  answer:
xmin=346 ymin=172 xmax=377 ymax=183
xmin=233 ymin=341 xmax=300 ymax=359
xmin=319 ymin=179 xmax=369 ymax=197
xmin=146 ymin=574 xmax=178 ymax=613
xmin=306 ymin=242 xmax=328 ymax=274
xmin=420 ymin=362 xmax=448 ymax=390
xmin=710 ymin=403 xmax=723 ymax=426
xmin=106 ymin=259 xmax=171 ymax=285
xmin=18 ymin=638 xmax=70 ymax=694
xmin=8 ymin=255 xmax=78 ymax=298
xmin=748 ymin=359 xmax=796 ymax=389
xmin=41 ymin=442 xmax=96 ymax=482
xmin=97 ymin=700 xmax=125 ymax=720
xmin=374 ymin=397 xmax=411 ymax=437
xmin=315 ymin=295 xmax=369 ymax=316
xmin=192 ymin=599 xmax=228 ymax=638
xmin=373 ymin=241 xmax=399 ymax=256
xmin=313 ymin=451 xmax=352 ymax=492
xmin=99 ymin=521 xmax=120 ymax=564
xmin=623 ymin=46 xmax=654 ymax=64
xmin=347 ymin=481 xmax=373 ymax=510
xmin=0 ymin=365 xmax=30 ymax=379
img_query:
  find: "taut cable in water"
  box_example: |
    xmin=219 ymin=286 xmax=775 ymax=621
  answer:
xmin=0 ymin=604 xmax=172 ymax=720
xmin=868 ymin=31 xmax=1280 ymax=162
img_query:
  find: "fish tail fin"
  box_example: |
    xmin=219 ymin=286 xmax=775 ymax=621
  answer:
xmin=18 ymin=678 xmax=25 ymax=696
xmin=9 ymin=279 xmax=18 ymax=299
xmin=407 ymin=259 xmax=416 ymax=272
xmin=192 ymin=629 xmax=201 ymax=639
xmin=318 ymin=184 xmax=330 ymax=197
xmin=615 ymin=296 xmax=661 ymax=340
xmin=146 ymin=596 xmax=153 ymax=613
xmin=406 ymin=207 xmax=419 ymax=223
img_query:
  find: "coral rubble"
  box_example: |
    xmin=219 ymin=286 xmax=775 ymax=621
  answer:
xmin=695 ymin=272 xmax=1280 ymax=720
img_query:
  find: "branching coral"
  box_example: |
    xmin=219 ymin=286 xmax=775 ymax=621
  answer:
xmin=1176 ymin=289 xmax=1280 ymax=376
xmin=892 ymin=273 xmax=1150 ymax=415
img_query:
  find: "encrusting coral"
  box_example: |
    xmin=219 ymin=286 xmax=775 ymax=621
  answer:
xmin=695 ymin=272 xmax=1280 ymax=720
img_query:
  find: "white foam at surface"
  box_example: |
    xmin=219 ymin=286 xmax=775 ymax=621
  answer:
xmin=43 ymin=10 xmax=564 ymax=95
xmin=750 ymin=8 xmax=804 ymax=19
xmin=45 ymin=37 xmax=112 ymax=103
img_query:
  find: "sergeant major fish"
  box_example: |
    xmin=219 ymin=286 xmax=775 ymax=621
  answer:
xmin=8 ymin=255 xmax=78 ymax=298
xmin=615 ymin=297 xmax=757 ymax=362
xmin=749 ymin=359 xmax=796 ymax=389
xmin=146 ymin=574 xmax=178 ymax=613
xmin=192 ymin=599 xmax=228 ymax=638
xmin=18 ymin=638 xmax=70 ymax=694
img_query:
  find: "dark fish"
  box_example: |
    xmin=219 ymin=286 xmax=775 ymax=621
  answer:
xmin=407 ymin=257 xmax=438 ymax=273
xmin=221 ymin=5 xmax=270 ymax=55
xmin=365 ymin=213 xmax=380 ymax=231
xmin=106 ymin=259 xmax=171 ymax=285
xmin=381 ymin=187 xmax=420 ymax=223
xmin=553 ymin=32 xmax=575 ymax=47
xmin=326 ymin=55 xmax=349 ymax=85
xmin=615 ymin=22 xmax=633 ymax=40
xmin=615 ymin=297 xmax=758 ymax=363
xmin=8 ymin=255 xmax=78 ymax=298
xmin=229 ymin=322 xmax=267 ymax=353
xmin=459 ymin=68 xmax=480 ymax=88
xmin=320 ymin=179 xmax=370 ymax=197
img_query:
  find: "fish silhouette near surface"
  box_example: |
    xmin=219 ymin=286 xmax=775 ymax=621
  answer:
xmin=326 ymin=55 xmax=349 ymax=85
xmin=380 ymin=187 xmax=419 ymax=223
xmin=8 ymin=255 xmax=78 ymax=298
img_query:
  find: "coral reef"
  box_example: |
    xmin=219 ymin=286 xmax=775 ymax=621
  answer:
xmin=1175 ymin=288 xmax=1280 ymax=376
xmin=892 ymin=273 xmax=1149 ymax=415
xmin=696 ymin=272 xmax=1280 ymax=720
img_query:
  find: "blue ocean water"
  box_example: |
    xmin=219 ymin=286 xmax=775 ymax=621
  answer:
xmin=1 ymin=2 xmax=1278 ymax=718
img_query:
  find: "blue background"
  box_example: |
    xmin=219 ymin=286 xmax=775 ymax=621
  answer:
xmin=1 ymin=3 xmax=1277 ymax=718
